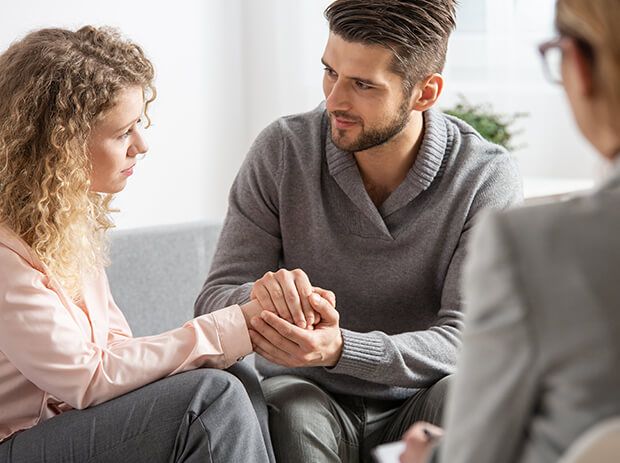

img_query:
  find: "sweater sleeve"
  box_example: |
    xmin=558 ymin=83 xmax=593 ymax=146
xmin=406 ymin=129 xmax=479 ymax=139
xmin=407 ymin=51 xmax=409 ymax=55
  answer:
xmin=328 ymin=227 xmax=471 ymax=387
xmin=195 ymin=121 xmax=284 ymax=315
xmin=329 ymin=154 xmax=523 ymax=388
xmin=0 ymin=246 xmax=252 ymax=410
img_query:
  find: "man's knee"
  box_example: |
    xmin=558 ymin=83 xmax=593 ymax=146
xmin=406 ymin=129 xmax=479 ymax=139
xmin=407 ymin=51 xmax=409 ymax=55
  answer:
xmin=262 ymin=376 xmax=335 ymax=431
xmin=426 ymin=374 xmax=452 ymax=414
xmin=262 ymin=376 xmax=348 ymax=461
xmin=412 ymin=374 xmax=453 ymax=426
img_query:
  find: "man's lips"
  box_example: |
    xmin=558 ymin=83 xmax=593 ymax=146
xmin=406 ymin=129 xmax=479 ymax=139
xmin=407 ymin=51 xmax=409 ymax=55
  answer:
xmin=332 ymin=116 xmax=359 ymax=129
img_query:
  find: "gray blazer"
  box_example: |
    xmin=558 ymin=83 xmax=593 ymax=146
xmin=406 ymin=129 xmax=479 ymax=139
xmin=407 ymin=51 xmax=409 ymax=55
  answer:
xmin=433 ymin=162 xmax=620 ymax=463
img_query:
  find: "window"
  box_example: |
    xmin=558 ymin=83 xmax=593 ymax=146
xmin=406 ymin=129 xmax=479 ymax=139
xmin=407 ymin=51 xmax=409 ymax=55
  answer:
xmin=443 ymin=0 xmax=601 ymax=188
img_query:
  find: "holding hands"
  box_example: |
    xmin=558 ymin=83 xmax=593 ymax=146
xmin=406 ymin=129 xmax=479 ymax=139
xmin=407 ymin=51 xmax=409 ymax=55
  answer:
xmin=243 ymin=268 xmax=343 ymax=368
xmin=250 ymin=268 xmax=326 ymax=328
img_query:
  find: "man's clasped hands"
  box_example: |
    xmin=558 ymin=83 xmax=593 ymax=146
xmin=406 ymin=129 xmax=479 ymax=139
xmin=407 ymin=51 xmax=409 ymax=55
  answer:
xmin=242 ymin=269 xmax=344 ymax=368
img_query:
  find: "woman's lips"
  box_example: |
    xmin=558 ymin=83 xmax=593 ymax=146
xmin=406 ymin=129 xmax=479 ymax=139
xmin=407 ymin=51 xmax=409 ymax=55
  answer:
xmin=121 ymin=164 xmax=136 ymax=176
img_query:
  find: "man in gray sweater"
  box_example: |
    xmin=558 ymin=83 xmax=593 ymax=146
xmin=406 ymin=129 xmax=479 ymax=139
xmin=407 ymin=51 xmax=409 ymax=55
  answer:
xmin=196 ymin=1 xmax=522 ymax=461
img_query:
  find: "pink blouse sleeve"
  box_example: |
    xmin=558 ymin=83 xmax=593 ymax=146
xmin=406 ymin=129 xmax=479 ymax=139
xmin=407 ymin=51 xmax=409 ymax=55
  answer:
xmin=105 ymin=282 xmax=133 ymax=345
xmin=0 ymin=246 xmax=252 ymax=410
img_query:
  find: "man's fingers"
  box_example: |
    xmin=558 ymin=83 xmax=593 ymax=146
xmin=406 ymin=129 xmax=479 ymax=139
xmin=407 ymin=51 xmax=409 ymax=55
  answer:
xmin=249 ymin=330 xmax=293 ymax=366
xmin=255 ymin=270 xmax=329 ymax=329
xmin=249 ymin=329 xmax=294 ymax=363
xmin=260 ymin=311 xmax=314 ymax=351
xmin=293 ymin=270 xmax=315 ymax=327
xmin=312 ymin=287 xmax=336 ymax=307
xmin=251 ymin=315 xmax=303 ymax=355
xmin=263 ymin=277 xmax=294 ymax=324
xmin=308 ymin=293 xmax=339 ymax=324
xmin=275 ymin=270 xmax=306 ymax=328
xmin=254 ymin=272 xmax=292 ymax=323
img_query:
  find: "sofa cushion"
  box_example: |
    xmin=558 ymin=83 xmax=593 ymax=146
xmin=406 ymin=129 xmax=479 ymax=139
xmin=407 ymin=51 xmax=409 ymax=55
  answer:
xmin=106 ymin=221 xmax=221 ymax=337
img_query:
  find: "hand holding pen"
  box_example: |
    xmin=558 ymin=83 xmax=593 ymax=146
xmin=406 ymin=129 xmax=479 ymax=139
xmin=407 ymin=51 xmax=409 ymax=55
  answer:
xmin=398 ymin=422 xmax=444 ymax=463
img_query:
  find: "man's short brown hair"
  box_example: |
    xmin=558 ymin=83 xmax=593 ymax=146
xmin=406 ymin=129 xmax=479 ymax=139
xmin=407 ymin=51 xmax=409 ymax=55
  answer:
xmin=324 ymin=0 xmax=457 ymax=96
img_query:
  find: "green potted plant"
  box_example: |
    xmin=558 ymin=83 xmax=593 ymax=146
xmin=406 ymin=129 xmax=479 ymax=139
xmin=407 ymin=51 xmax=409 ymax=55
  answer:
xmin=443 ymin=96 xmax=527 ymax=151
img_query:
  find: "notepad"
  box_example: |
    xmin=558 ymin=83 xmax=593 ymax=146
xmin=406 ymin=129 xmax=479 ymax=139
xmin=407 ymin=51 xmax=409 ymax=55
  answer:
xmin=372 ymin=440 xmax=406 ymax=463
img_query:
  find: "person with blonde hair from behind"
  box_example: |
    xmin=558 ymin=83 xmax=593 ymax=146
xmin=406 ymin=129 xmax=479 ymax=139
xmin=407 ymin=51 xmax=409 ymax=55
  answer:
xmin=0 ymin=25 xmax=309 ymax=462
xmin=399 ymin=0 xmax=620 ymax=461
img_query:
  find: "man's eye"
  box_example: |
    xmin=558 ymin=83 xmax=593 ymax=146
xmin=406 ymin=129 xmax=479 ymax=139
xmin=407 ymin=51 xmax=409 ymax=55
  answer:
xmin=324 ymin=67 xmax=337 ymax=77
xmin=355 ymin=81 xmax=371 ymax=90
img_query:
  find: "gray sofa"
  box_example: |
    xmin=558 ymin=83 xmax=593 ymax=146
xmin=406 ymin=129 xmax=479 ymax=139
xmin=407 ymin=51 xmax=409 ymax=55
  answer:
xmin=106 ymin=221 xmax=222 ymax=336
xmin=106 ymin=221 xmax=274 ymax=460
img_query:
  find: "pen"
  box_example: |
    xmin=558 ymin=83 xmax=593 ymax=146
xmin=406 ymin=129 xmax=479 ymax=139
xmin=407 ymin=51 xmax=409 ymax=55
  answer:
xmin=423 ymin=427 xmax=441 ymax=443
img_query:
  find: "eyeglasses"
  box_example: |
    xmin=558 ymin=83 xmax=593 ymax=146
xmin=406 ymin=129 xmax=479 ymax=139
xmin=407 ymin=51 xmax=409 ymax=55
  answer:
xmin=538 ymin=37 xmax=565 ymax=85
xmin=539 ymin=35 xmax=595 ymax=86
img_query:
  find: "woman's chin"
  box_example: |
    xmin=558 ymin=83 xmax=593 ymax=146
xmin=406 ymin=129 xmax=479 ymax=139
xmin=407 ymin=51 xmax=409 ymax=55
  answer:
xmin=90 ymin=180 xmax=127 ymax=195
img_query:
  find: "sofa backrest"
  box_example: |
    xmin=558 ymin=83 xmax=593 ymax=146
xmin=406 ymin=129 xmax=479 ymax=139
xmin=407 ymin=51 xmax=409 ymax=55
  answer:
xmin=106 ymin=221 xmax=222 ymax=337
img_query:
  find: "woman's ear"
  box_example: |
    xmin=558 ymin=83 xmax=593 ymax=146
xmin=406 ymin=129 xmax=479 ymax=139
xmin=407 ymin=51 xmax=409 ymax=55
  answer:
xmin=564 ymin=38 xmax=594 ymax=98
xmin=410 ymin=74 xmax=444 ymax=112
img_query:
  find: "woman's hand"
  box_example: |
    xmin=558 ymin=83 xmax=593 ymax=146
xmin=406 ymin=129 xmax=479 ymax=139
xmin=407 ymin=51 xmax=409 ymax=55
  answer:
xmin=399 ymin=422 xmax=443 ymax=463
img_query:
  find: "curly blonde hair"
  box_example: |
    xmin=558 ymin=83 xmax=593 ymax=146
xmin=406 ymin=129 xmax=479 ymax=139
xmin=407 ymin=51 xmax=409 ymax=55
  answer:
xmin=0 ymin=26 xmax=155 ymax=299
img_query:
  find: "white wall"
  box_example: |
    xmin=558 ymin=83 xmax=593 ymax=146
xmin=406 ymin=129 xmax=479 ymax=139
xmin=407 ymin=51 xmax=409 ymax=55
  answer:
xmin=1 ymin=1 xmax=605 ymax=229
xmin=0 ymin=0 xmax=247 ymax=229
xmin=0 ymin=0 xmax=334 ymax=229
xmin=443 ymin=0 xmax=604 ymax=180
xmin=241 ymin=0 xmax=331 ymax=148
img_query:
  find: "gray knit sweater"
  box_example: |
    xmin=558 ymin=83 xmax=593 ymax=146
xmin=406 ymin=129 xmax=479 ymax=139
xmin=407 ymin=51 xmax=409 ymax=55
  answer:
xmin=195 ymin=103 xmax=522 ymax=400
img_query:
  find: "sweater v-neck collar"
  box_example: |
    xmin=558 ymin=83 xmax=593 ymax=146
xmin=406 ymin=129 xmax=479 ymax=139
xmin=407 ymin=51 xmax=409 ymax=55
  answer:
xmin=324 ymin=108 xmax=449 ymax=239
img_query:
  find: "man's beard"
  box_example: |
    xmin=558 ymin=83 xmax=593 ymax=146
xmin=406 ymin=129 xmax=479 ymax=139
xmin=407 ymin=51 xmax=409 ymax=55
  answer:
xmin=329 ymin=98 xmax=411 ymax=153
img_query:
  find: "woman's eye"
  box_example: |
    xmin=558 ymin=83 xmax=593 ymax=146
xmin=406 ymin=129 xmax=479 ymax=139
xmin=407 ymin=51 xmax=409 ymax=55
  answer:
xmin=120 ymin=120 xmax=142 ymax=139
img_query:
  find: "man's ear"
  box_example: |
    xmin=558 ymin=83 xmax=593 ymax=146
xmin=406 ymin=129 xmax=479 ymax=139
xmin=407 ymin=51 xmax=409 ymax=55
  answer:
xmin=565 ymin=39 xmax=594 ymax=97
xmin=410 ymin=74 xmax=444 ymax=112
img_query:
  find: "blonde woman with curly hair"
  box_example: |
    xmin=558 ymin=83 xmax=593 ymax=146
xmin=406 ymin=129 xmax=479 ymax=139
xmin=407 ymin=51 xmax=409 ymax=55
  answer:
xmin=0 ymin=25 xmax=311 ymax=462
xmin=399 ymin=0 xmax=620 ymax=462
